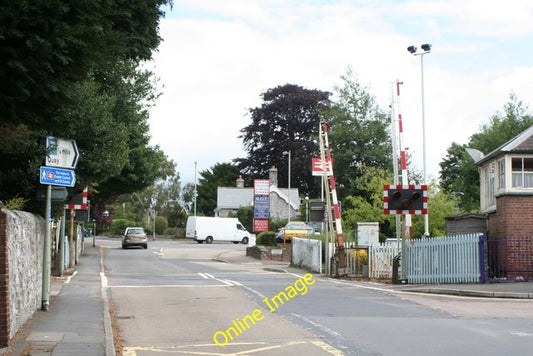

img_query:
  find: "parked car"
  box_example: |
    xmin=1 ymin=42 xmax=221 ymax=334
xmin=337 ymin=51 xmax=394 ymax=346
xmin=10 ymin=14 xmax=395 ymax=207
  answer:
xmin=280 ymin=221 xmax=314 ymax=242
xmin=122 ymin=227 xmax=148 ymax=249
xmin=276 ymin=229 xmax=284 ymax=243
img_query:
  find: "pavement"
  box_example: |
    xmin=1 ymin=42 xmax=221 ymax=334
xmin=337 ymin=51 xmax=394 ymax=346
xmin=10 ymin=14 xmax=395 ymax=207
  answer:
xmin=2 ymin=243 xmax=114 ymax=356
xmin=2 ymin=242 xmax=533 ymax=356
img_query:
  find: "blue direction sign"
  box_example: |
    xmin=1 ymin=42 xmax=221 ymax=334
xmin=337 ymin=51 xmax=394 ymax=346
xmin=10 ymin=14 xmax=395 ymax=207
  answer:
xmin=39 ymin=166 xmax=76 ymax=187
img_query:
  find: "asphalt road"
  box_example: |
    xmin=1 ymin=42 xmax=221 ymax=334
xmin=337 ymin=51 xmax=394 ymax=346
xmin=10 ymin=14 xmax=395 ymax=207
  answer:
xmin=99 ymin=238 xmax=533 ymax=356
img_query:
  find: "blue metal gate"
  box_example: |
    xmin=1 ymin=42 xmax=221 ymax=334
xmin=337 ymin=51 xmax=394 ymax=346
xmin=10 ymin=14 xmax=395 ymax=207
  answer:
xmin=405 ymin=233 xmax=482 ymax=284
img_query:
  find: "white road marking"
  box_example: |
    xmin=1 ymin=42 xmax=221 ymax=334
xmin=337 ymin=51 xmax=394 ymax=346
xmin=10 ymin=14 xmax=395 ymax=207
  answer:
xmin=291 ymin=313 xmax=343 ymax=338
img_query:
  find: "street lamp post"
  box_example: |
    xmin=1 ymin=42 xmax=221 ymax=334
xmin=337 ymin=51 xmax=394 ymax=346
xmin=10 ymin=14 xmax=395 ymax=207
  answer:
xmin=152 ymin=208 xmax=156 ymax=240
xmin=92 ymin=218 xmax=96 ymax=247
xmin=305 ymin=195 xmax=309 ymax=223
xmin=408 ymin=43 xmax=431 ymax=236
xmin=194 ymin=161 xmax=198 ymax=216
xmin=283 ymin=151 xmax=291 ymax=223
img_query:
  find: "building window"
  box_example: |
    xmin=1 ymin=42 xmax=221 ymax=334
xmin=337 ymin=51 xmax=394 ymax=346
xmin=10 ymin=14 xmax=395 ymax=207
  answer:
xmin=511 ymin=157 xmax=533 ymax=188
xmin=486 ymin=163 xmax=495 ymax=207
xmin=498 ymin=158 xmax=505 ymax=189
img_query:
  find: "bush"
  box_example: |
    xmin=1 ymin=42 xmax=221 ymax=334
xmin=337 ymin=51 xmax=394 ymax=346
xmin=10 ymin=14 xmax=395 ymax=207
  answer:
xmin=155 ymin=216 xmax=168 ymax=234
xmin=111 ymin=219 xmax=137 ymax=235
xmin=256 ymin=231 xmax=277 ymax=246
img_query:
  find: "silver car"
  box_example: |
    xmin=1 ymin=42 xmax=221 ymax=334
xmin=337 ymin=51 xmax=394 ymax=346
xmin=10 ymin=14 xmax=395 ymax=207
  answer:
xmin=122 ymin=227 xmax=148 ymax=249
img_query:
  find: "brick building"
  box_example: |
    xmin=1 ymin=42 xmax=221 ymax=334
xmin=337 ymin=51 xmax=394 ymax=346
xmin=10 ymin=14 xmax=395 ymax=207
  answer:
xmin=476 ymin=125 xmax=533 ymax=279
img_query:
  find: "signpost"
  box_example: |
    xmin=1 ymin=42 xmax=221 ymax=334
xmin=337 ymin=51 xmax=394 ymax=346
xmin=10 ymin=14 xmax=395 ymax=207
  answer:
xmin=36 ymin=186 xmax=68 ymax=201
xmin=41 ymin=137 xmax=79 ymax=311
xmin=253 ymin=179 xmax=270 ymax=232
xmin=46 ymin=136 xmax=79 ymax=169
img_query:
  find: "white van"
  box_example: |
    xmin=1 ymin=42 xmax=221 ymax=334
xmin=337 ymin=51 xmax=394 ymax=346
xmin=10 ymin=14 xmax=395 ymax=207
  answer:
xmin=185 ymin=216 xmax=250 ymax=244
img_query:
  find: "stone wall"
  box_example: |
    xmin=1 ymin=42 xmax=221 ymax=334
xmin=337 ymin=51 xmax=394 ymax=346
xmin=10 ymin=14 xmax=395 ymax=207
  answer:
xmin=0 ymin=209 xmax=45 ymax=347
xmin=246 ymin=245 xmax=269 ymax=259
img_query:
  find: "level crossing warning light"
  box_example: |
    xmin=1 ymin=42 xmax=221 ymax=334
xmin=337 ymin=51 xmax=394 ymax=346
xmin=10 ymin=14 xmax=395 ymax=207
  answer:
xmin=383 ymin=185 xmax=427 ymax=215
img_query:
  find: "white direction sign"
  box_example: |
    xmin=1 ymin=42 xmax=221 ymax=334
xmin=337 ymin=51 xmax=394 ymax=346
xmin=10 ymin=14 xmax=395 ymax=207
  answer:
xmin=46 ymin=136 xmax=79 ymax=169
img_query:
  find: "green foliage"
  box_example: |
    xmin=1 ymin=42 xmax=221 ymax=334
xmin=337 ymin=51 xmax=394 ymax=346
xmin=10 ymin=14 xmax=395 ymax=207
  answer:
xmin=111 ymin=219 xmax=137 ymax=235
xmin=155 ymin=216 xmax=168 ymax=235
xmin=235 ymin=84 xmax=331 ymax=198
xmin=342 ymin=166 xmax=395 ymax=237
xmin=269 ymin=219 xmax=287 ymax=232
xmin=0 ymin=0 xmax=169 ymax=127
xmin=326 ymin=67 xmax=392 ymax=201
xmin=469 ymin=93 xmax=533 ymax=153
xmin=1 ymin=196 xmax=29 ymax=210
xmin=439 ymin=93 xmax=533 ymax=213
xmin=411 ymin=180 xmax=454 ymax=238
xmin=256 ymin=231 xmax=278 ymax=246
xmin=0 ymin=1 xmax=173 ymax=214
xmin=439 ymin=143 xmax=480 ymax=213
xmin=197 ymin=163 xmax=241 ymax=216
xmin=234 ymin=206 xmax=254 ymax=232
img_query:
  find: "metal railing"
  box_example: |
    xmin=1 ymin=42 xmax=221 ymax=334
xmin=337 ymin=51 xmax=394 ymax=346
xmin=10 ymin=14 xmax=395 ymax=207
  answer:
xmin=405 ymin=233 xmax=481 ymax=284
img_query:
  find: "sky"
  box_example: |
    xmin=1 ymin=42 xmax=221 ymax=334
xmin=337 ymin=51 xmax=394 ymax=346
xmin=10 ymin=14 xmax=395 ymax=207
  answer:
xmin=147 ymin=0 xmax=533 ymax=188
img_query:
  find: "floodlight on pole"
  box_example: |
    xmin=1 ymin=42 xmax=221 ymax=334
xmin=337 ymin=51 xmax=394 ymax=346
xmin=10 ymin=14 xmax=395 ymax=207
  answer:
xmin=407 ymin=43 xmax=432 ymax=236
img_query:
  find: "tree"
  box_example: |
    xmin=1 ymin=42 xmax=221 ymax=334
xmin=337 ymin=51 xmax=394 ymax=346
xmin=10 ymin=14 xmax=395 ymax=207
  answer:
xmin=325 ymin=68 xmax=392 ymax=201
xmin=231 ymin=206 xmax=254 ymax=232
xmin=439 ymin=143 xmax=480 ymax=213
xmin=236 ymin=84 xmax=331 ymax=197
xmin=0 ymin=0 xmax=169 ymax=127
xmin=196 ymin=163 xmax=241 ymax=216
xmin=342 ymin=166 xmax=395 ymax=239
xmin=0 ymin=1 xmax=173 ymax=213
xmin=181 ymin=183 xmax=196 ymax=214
xmin=411 ymin=180 xmax=454 ymax=237
xmin=439 ymin=93 xmax=533 ymax=212
xmin=470 ymin=93 xmax=533 ymax=153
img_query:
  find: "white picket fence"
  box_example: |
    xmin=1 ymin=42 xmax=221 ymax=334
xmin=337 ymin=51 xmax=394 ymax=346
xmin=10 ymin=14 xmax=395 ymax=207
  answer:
xmin=343 ymin=243 xmax=399 ymax=279
xmin=369 ymin=244 xmax=400 ymax=279
xmin=404 ymin=233 xmax=481 ymax=284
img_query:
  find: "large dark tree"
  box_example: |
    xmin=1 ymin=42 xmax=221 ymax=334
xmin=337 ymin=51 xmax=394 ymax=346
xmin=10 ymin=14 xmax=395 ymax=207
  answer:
xmin=196 ymin=163 xmax=241 ymax=216
xmin=439 ymin=93 xmax=533 ymax=212
xmin=235 ymin=84 xmax=331 ymax=198
xmin=0 ymin=0 xmax=173 ymax=214
xmin=0 ymin=0 xmax=168 ymax=127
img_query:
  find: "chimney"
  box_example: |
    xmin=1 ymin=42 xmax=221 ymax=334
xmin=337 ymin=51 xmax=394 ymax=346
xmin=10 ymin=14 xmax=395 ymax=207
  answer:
xmin=236 ymin=175 xmax=244 ymax=188
xmin=269 ymin=166 xmax=278 ymax=187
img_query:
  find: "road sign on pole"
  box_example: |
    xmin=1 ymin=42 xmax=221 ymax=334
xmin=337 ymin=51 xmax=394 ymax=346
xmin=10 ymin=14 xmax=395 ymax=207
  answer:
xmin=46 ymin=136 xmax=79 ymax=169
xmin=39 ymin=166 xmax=76 ymax=187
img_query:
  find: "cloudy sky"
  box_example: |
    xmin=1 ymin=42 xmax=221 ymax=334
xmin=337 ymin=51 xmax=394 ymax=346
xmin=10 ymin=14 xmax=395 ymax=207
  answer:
xmin=147 ymin=0 xmax=533 ymax=187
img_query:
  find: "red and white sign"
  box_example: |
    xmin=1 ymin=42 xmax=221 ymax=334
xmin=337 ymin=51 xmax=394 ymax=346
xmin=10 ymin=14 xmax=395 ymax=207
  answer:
xmin=312 ymin=158 xmax=332 ymax=176
xmin=254 ymin=179 xmax=270 ymax=196
xmin=254 ymin=219 xmax=269 ymax=232
xmin=65 ymin=186 xmax=88 ymax=210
